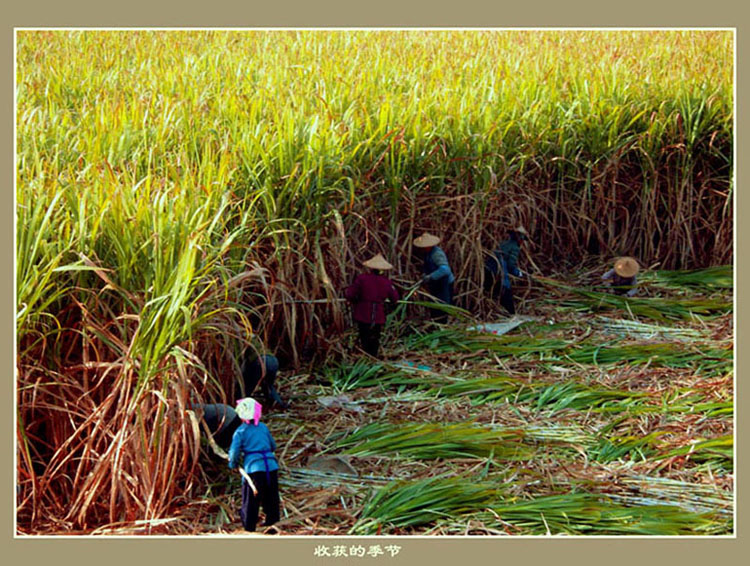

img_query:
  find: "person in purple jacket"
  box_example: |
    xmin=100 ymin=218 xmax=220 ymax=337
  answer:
xmin=228 ymin=397 xmax=280 ymax=532
xmin=344 ymin=253 xmax=400 ymax=357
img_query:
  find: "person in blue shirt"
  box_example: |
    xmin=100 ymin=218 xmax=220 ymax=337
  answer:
xmin=228 ymin=397 xmax=280 ymax=532
xmin=484 ymin=226 xmax=529 ymax=315
xmin=413 ymin=233 xmax=455 ymax=323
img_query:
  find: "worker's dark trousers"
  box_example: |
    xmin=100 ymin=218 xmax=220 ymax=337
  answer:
xmin=240 ymin=470 xmax=280 ymax=531
xmin=357 ymin=322 xmax=383 ymax=356
xmin=483 ymin=272 xmax=503 ymax=300
xmin=428 ymin=279 xmax=454 ymax=323
xmin=500 ymin=287 xmax=516 ymax=315
xmin=612 ymin=287 xmax=634 ymax=296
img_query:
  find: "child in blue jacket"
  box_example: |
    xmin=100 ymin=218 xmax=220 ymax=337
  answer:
xmin=229 ymin=397 xmax=280 ymax=532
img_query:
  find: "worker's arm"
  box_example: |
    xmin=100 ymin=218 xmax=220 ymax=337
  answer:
xmin=227 ymin=429 xmax=243 ymax=470
xmin=625 ymin=276 xmax=638 ymax=297
xmin=267 ymin=427 xmax=277 ymax=453
xmin=388 ymin=281 xmax=400 ymax=302
xmin=424 ymin=248 xmax=452 ymax=281
xmin=505 ymin=250 xmax=523 ymax=278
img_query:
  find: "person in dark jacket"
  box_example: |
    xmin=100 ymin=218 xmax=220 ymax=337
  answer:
xmin=193 ymin=403 xmax=242 ymax=452
xmin=485 ymin=226 xmax=529 ymax=315
xmin=344 ymin=253 xmax=400 ymax=356
xmin=240 ymin=351 xmax=288 ymax=409
xmin=229 ymin=397 xmax=280 ymax=532
xmin=602 ymin=256 xmax=639 ymax=297
xmin=413 ymin=233 xmax=455 ymax=323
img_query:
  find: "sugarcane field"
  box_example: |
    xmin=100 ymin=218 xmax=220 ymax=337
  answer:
xmin=15 ymin=30 xmax=734 ymax=536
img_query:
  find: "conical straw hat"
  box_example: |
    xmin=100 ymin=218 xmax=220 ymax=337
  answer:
xmin=363 ymin=253 xmax=394 ymax=270
xmin=514 ymin=226 xmax=529 ymax=239
xmin=413 ymin=233 xmax=440 ymax=248
xmin=614 ymin=256 xmax=639 ymax=278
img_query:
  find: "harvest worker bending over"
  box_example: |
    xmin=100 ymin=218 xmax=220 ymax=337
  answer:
xmin=602 ymin=256 xmax=640 ymax=297
xmin=192 ymin=403 xmax=242 ymax=452
xmin=241 ymin=351 xmax=288 ymax=409
xmin=344 ymin=253 xmax=400 ymax=357
xmin=413 ymin=233 xmax=455 ymax=323
xmin=229 ymin=397 xmax=280 ymax=532
xmin=484 ymin=226 xmax=529 ymax=315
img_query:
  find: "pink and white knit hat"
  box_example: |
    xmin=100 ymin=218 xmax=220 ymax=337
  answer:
xmin=236 ymin=397 xmax=262 ymax=425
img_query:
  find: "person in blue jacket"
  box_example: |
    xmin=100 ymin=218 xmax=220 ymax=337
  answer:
xmin=484 ymin=226 xmax=529 ymax=315
xmin=413 ymin=232 xmax=455 ymax=323
xmin=228 ymin=397 xmax=280 ymax=532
